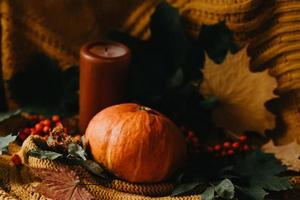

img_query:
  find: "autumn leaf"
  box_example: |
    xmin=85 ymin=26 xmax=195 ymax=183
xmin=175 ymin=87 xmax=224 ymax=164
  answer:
xmin=0 ymin=134 xmax=17 ymax=154
xmin=200 ymin=47 xmax=277 ymax=134
xmin=33 ymin=166 xmax=94 ymax=200
xmin=263 ymin=140 xmax=300 ymax=172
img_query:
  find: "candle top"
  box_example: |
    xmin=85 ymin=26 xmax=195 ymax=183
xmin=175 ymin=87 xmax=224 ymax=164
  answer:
xmin=89 ymin=43 xmax=128 ymax=58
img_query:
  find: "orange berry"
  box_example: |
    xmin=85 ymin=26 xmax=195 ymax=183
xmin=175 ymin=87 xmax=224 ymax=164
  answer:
xmin=11 ymin=154 xmax=22 ymax=166
xmin=214 ymin=144 xmax=222 ymax=151
xmin=52 ymin=115 xmax=61 ymax=123
xmin=232 ymin=142 xmax=240 ymax=149
xmin=223 ymin=142 xmax=231 ymax=148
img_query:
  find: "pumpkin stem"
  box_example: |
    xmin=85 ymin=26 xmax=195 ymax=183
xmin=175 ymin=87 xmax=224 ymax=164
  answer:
xmin=139 ymin=106 xmax=158 ymax=115
xmin=139 ymin=106 xmax=152 ymax=111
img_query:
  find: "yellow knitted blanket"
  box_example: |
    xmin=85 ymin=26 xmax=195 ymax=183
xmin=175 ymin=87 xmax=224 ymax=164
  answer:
xmin=0 ymin=135 xmax=200 ymax=200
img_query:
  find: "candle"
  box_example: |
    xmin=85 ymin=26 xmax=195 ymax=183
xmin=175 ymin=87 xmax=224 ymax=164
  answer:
xmin=79 ymin=41 xmax=131 ymax=133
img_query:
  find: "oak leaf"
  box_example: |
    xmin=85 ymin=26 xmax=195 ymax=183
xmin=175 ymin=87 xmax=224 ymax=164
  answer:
xmin=33 ymin=166 xmax=94 ymax=200
xmin=262 ymin=140 xmax=300 ymax=172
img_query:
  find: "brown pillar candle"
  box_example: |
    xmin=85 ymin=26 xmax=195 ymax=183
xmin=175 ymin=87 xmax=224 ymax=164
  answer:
xmin=79 ymin=41 xmax=131 ymax=133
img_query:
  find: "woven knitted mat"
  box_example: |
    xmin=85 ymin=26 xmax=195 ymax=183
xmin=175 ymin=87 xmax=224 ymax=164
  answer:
xmin=0 ymin=136 xmax=200 ymax=200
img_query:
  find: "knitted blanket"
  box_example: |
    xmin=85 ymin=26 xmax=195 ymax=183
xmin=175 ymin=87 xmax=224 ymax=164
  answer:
xmin=0 ymin=136 xmax=200 ymax=199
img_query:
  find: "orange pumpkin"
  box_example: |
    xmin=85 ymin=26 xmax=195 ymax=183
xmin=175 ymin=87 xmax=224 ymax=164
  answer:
xmin=85 ymin=103 xmax=187 ymax=183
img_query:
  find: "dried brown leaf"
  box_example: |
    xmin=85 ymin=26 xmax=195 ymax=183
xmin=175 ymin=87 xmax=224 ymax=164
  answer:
xmin=32 ymin=167 xmax=94 ymax=200
xmin=262 ymin=140 xmax=300 ymax=172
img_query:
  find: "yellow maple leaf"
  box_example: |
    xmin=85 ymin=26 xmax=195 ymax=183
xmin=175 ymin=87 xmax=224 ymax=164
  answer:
xmin=200 ymin=47 xmax=278 ymax=134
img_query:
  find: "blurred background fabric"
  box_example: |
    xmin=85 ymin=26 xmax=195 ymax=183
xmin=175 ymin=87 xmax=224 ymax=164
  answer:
xmin=3 ymin=0 xmax=261 ymax=111
xmin=0 ymin=0 xmax=198 ymax=111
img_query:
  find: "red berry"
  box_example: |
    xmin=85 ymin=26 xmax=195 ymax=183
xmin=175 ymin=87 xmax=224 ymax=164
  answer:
xmin=227 ymin=150 xmax=234 ymax=156
xmin=242 ymin=144 xmax=250 ymax=151
xmin=214 ymin=144 xmax=222 ymax=151
xmin=223 ymin=142 xmax=231 ymax=148
xmin=42 ymin=119 xmax=51 ymax=126
xmin=52 ymin=115 xmax=61 ymax=123
xmin=232 ymin=142 xmax=240 ymax=149
xmin=11 ymin=154 xmax=22 ymax=166
xmin=43 ymin=126 xmax=50 ymax=133
xmin=35 ymin=124 xmax=43 ymax=132
xmin=239 ymin=135 xmax=248 ymax=142
xmin=31 ymin=129 xmax=39 ymax=135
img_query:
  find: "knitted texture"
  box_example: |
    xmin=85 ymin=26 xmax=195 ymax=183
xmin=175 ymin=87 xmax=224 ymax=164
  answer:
xmin=0 ymin=136 xmax=200 ymax=199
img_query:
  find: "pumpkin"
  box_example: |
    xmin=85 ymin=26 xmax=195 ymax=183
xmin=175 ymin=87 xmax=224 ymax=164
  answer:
xmin=85 ymin=103 xmax=187 ymax=183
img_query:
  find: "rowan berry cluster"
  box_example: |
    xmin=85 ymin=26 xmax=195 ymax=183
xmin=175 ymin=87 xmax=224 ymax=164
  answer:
xmin=207 ymin=135 xmax=256 ymax=157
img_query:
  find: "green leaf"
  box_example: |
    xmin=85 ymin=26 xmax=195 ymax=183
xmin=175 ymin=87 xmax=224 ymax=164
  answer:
xmin=257 ymin=176 xmax=291 ymax=192
xmin=235 ymin=151 xmax=292 ymax=200
xmin=0 ymin=134 xmax=17 ymax=153
xmin=27 ymin=149 xmax=63 ymax=160
xmin=80 ymin=160 xmax=106 ymax=178
xmin=201 ymin=186 xmax=215 ymax=200
xmin=68 ymin=143 xmax=86 ymax=161
xmin=215 ymin=179 xmax=235 ymax=199
xmin=0 ymin=110 xmax=21 ymax=123
xmin=171 ymin=182 xmax=200 ymax=196
xmin=237 ymin=185 xmax=268 ymax=200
